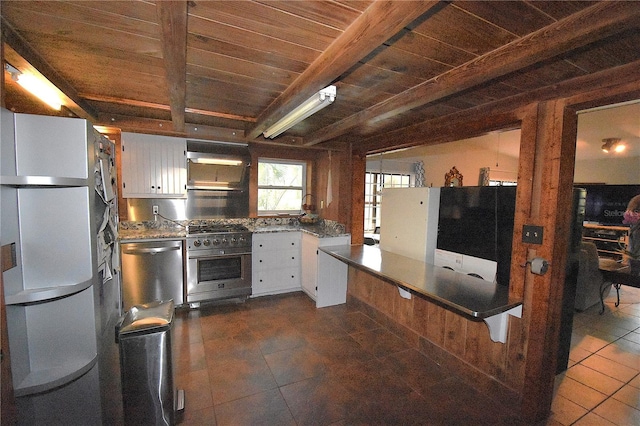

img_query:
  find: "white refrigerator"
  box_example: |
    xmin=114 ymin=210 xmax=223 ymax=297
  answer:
xmin=379 ymin=187 xmax=440 ymax=264
xmin=1 ymin=110 xmax=119 ymax=423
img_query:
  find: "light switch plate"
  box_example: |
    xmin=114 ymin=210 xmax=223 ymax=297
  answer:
xmin=522 ymin=225 xmax=544 ymax=244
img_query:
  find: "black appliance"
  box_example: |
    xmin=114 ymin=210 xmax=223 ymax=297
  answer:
xmin=577 ymin=184 xmax=640 ymax=225
xmin=436 ymin=186 xmax=517 ymax=286
xmin=185 ymin=223 xmax=252 ymax=305
xmin=557 ymin=188 xmax=586 ymax=374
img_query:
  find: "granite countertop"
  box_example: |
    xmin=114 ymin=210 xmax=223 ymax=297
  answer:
xmin=118 ymin=227 xmax=186 ymax=241
xmin=118 ymin=218 xmax=349 ymax=241
xmin=252 ymin=224 xmax=349 ymax=238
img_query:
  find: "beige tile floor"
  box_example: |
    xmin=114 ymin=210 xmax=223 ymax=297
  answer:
xmin=549 ymin=285 xmax=640 ymax=425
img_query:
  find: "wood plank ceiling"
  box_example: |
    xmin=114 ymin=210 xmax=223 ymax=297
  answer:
xmin=2 ymin=1 xmax=640 ymax=153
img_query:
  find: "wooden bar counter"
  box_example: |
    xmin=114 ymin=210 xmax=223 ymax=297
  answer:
xmin=320 ymin=244 xmax=522 ymax=320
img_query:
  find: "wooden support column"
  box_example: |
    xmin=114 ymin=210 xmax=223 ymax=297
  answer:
xmin=349 ymin=148 xmax=366 ymax=244
xmin=515 ymin=100 xmax=578 ymax=422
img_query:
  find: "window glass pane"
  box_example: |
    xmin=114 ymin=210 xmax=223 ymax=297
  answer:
xmin=258 ymin=159 xmax=306 ymax=213
xmin=363 ymin=171 xmax=411 ymax=231
xmin=258 ymin=189 xmax=303 ymax=211
xmin=258 ymin=162 xmax=303 ymax=186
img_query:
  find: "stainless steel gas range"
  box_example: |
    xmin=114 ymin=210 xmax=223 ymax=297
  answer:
xmin=185 ymin=223 xmax=252 ymax=306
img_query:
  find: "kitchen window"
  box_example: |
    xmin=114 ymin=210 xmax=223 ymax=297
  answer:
xmin=258 ymin=159 xmax=307 ymax=214
xmin=364 ymin=172 xmax=411 ymax=232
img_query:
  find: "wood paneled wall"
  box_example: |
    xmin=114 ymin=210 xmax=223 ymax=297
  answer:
xmin=347 ymin=268 xmax=523 ymax=413
xmin=345 ymin=99 xmax=585 ymax=422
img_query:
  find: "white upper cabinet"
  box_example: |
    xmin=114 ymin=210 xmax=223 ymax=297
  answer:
xmin=121 ymin=133 xmax=187 ymax=198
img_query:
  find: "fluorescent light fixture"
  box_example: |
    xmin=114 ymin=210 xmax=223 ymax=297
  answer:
xmin=4 ymin=63 xmax=63 ymax=110
xmin=263 ymin=85 xmax=336 ymax=139
xmin=189 ymin=158 xmax=243 ymax=166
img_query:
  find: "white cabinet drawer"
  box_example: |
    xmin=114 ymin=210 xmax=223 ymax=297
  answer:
xmin=253 ymin=267 xmax=300 ymax=296
xmin=253 ymin=232 xmax=300 ymax=251
xmin=251 ymin=231 xmax=302 ymax=297
xmin=253 ymin=248 xmax=299 ymax=271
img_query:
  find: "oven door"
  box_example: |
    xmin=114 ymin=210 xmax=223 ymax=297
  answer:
xmin=186 ymin=251 xmax=252 ymax=303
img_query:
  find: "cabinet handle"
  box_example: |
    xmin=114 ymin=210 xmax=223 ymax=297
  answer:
xmin=291 ymin=256 xmax=295 ymax=260
xmin=259 ymin=260 xmax=262 ymax=263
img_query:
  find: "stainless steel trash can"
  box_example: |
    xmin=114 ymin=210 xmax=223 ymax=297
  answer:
xmin=116 ymin=300 xmax=185 ymax=426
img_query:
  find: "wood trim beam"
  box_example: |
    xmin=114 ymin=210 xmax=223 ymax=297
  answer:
xmin=305 ymin=0 xmax=640 ymax=146
xmin=516 ymin=100 xmax=578 ymax=422
xmin=0 ymin=16 xmax=98 ymax=120
xmin=156 ymin=1 xmax=188 ymax=132
xmin=248 ymin=0 xmax=442 ymax=140
xmin=357 ymin=58 xmax=640 ymax=154
xmin=80 ymin=93 xmax=256 ymax=122
xmin=95 ymin=113 xmax=246 ymax=142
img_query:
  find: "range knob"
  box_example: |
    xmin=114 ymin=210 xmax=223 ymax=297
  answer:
xmin=230 ymin=237 xmax=237 ymax=244
xmin=193 ymin=240 xmax=201 ymax=247
xmin=238 ymin=236 xmax=246 ymax=243
xmin=212 ymin=238 xmax=221 ymax=245
xmin=203 ymin=239 xmax=211 ymax=246
xmin=222 ymin=238 xmax=228 ymax=245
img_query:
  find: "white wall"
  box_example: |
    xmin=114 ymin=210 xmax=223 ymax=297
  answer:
xmin=372 ymin=129 xmax=639 ymax=187
xmin=574 ymin=157 xmax=640 ymax=184
xmin=379 ymin=131 xmax=520 ymax=187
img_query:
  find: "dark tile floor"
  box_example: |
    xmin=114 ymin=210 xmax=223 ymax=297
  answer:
xmin=11 ymin=286 xmax=638 ymax=425
xmin=172 ymin=292 xmax=522 ymax=425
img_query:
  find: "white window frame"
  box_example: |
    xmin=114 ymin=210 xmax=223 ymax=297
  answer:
xmin=364 ymin=172 xmax=412 ymax=232
xmin=258 ymin=158 xmax=307 ymax=215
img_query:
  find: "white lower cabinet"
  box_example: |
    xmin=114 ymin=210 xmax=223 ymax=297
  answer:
xmin=252 ymin=232 xmax=301 ymax=296
xmin=253 ymin=231 xmax=350 ymax=305
xmin=301 ymin=233 xmax=351 ymax=307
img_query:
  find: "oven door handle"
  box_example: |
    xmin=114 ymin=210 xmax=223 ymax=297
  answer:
xmin=188 ymin=251 xmax=250 ymax=260
xmin=123 ymin=246 xmax=181 ymax=255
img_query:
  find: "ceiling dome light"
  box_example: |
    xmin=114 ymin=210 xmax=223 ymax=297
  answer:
xmin=601 ymin=138 xmax=622 ymax=153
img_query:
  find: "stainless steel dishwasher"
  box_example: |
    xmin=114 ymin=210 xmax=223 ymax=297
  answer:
xmin=120 ymin=240 xmax=184 ymax=311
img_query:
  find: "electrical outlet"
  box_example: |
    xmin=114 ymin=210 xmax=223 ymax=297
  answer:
xmin=152 ymin=205 xmax=159 ymax=215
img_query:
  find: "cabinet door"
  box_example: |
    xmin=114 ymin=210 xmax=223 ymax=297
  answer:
xmin=155 ymin=137 xmax=186 ymax=197
xmin=316 ymin=236 xmax=351 ymax=307
xmin=121 ymin=133 xmax=186 ymax=198
xmin=317 ymin=250 xmax=349 ymax=308
xmin=301 ymin=233 xmax=318 ymax=299
xmin=121 ymin=136 xmax=155 ymax=197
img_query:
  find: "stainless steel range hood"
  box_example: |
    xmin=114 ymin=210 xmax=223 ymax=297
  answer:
xmin=186 ymin=141 xmax=250 ymax=219
xmin=186 ymin=141 xmax=250 ymax=191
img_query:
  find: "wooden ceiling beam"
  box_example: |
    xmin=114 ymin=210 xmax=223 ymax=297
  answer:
xmin=359 ymin=58 xmax=640 ymax=154
xmin=94 ymin=113 xmax=246 ymax=142
xmin=1 ymin=16 xmax=98 ymax=120
xmin=156 ymin=1 xmax=188 ymax=132
xmin=81 ymin=93 xmax=256 ymax=122
xmin=247 ymin=0 xmax=442 ymax=140
xmin=305 ymin=0 xmax=640 ymax=146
